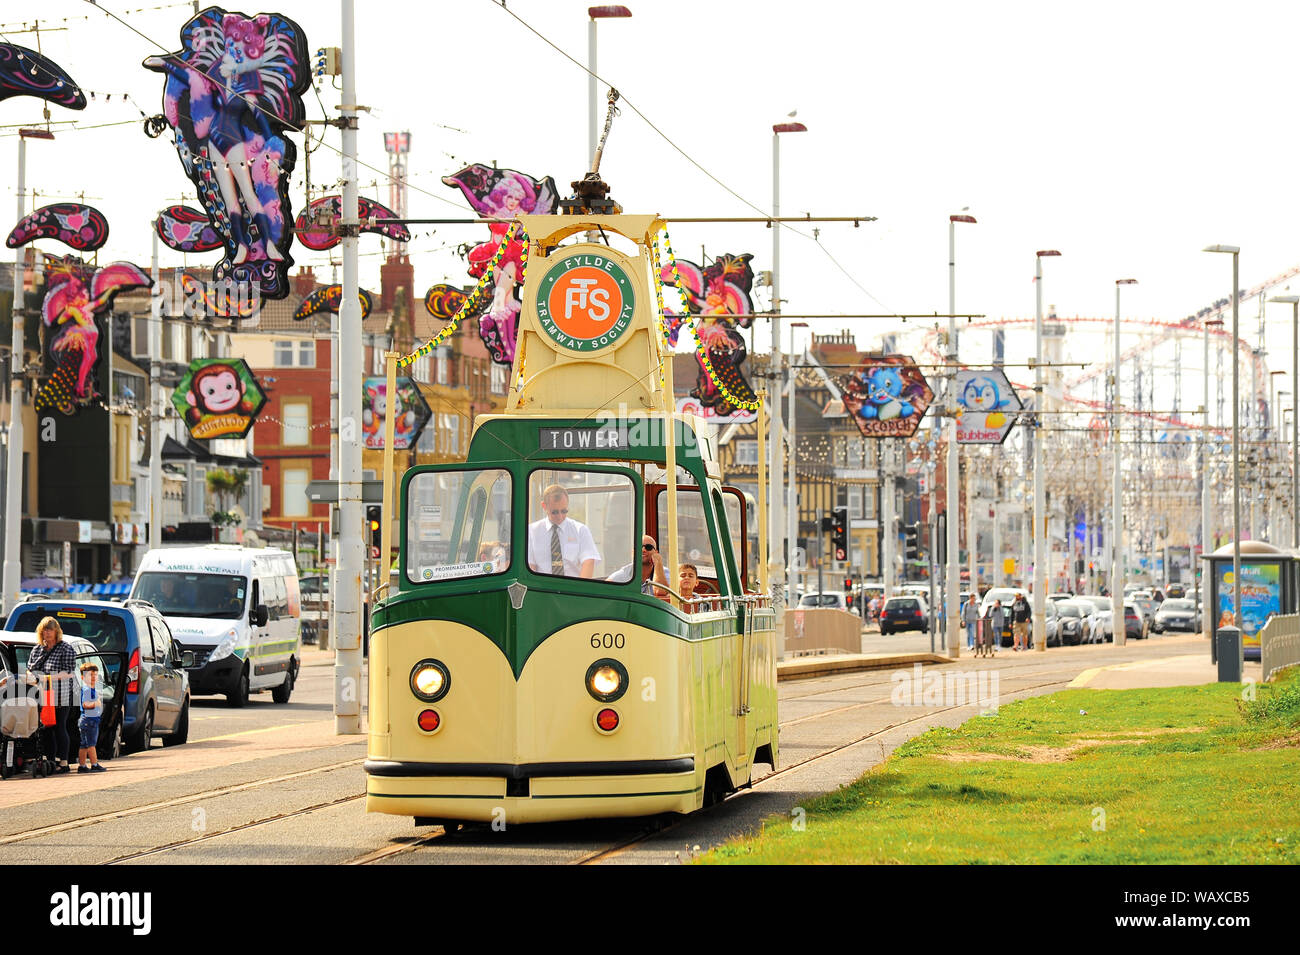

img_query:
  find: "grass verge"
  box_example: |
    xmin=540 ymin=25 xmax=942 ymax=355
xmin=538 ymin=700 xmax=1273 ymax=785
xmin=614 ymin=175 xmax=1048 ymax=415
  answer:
xmin=703 ymin=669 xmax=1300 ymax=864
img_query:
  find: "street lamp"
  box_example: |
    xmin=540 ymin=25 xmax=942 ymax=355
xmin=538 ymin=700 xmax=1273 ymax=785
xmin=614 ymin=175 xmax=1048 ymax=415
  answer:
xmin=1204 ymin=245 xmax=1241 ymax=636
xmin=771 ymin=120 xmax=806 ymax=621
xmin=1268 ymin=295 xmax=1298 ymax=548
xmin=946 ymin=213 xmax=976 ymax=660
xmin=3 ymin=128 xmax=56 ymax=614
xmin=587 ymin=6 xmax=632 ymax=168
xmin=787 ymin=320 xmax=809 ymax=597
xmin=1111 ymin=278 xmax=1136 ymax=646
xmin=1033 ymin=250 xmax=1060 ymax=653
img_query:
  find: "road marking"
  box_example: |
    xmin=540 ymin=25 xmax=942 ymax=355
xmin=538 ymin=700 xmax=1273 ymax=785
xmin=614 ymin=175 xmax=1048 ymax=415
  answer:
xmin=197 ymin=720 xmax=327 ymax=742
xmin=1069 ymin=667 xmax=1103 ymax=687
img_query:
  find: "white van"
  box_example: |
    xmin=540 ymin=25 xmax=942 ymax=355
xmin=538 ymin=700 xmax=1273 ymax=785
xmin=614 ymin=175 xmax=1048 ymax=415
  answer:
xmin=130 ymin=545 xmax=301 ymax=707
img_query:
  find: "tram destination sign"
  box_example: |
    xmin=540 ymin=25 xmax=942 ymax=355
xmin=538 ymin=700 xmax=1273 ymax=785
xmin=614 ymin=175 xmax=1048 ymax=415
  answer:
xmin=539 ymin=426 xmax=630 ymax=452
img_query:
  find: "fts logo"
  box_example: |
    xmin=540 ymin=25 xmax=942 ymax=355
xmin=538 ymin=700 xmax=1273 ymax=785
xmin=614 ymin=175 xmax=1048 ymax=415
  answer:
xmin=536 ymin=251 xmax=636 ymax=352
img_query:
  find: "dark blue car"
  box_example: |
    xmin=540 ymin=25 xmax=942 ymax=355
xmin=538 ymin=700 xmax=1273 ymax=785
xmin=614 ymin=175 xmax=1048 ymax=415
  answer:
xmin=5 ymin=599 xmax=190 ymax=755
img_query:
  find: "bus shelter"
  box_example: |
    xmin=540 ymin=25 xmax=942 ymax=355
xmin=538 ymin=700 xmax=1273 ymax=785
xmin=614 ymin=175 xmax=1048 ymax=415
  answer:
xmin=1201 ymin=541 xmax=1299 ymax=660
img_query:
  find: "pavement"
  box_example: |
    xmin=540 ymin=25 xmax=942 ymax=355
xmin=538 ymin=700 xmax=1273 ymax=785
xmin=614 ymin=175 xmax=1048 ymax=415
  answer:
xmin=1069 ymin=651 xmax=1262 ymax=689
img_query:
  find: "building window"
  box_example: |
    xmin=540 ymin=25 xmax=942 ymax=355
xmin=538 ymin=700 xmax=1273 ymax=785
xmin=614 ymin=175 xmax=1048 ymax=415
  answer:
xmin=490 ymin=363 xmax=507 ymax=396
xmin=443 ymin=414 xmax=459 ymax=455
xmin=275 ymin=340 xmax=314 ymax=367
xmin=282 ymin=400 xmax=309 ymax=446
xmin=281 ymin=467 xmax=310 ymax=517
xmin=848 ymin=486 xmax=863 ymax=520
xmin=417 ymin=422 xmax=436 ymax=452
xmin=734 ymin=440 xmax=758 ymax=466
xmin=371 ymin=345 xmax=385 ymax=376
xmin=437 ymin=354 xmax=449 ymax=386
xmin=412 ymin=353 xmax=431 ymax=383
xmin=863 ymin=487 xmax=877 ymax=520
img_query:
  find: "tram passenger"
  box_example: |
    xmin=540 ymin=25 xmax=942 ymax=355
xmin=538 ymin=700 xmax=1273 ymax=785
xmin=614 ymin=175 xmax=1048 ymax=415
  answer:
xmin=607 ymin=535 xmax=670 ymax=600
xmin=527 ymin=484 xmax=599 ymax=578
xmin=678 ymin=563 xmax=699 ymax=602
xmin=477 ymin=540 xmax=508 ymax=573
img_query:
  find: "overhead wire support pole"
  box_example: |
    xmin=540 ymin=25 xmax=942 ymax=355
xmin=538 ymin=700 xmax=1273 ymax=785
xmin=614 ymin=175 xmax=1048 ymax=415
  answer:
xmin=947 ymin=214 xmax=975 ymax=660
xmin=335 ymin=0 xmax=363 ymax=736
xmin=1 ymin=132 xmax=26 ymax=615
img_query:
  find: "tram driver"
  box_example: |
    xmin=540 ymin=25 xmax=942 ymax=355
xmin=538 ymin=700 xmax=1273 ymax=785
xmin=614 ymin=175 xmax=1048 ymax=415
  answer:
xmin=527 ymin=484 xmax=600 ymax=578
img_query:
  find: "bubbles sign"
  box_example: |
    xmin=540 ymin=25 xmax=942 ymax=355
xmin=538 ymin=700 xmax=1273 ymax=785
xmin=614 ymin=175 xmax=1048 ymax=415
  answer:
xmin=953 ymin=367 xmax=1022 ymax=444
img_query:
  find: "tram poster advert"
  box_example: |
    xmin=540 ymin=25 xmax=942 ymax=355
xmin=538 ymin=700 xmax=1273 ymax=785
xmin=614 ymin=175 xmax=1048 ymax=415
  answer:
xmin=841 ymin=354 xmax=934 ymax=439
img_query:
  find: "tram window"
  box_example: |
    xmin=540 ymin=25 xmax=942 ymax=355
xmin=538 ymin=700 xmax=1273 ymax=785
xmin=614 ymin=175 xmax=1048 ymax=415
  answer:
xmin=406 ymin=469 xmax=512 ymax=583
xmin=527 ymin=469 xmax=635 ymax=583
xmin=655 ymin=487 xmax=720 ymax=583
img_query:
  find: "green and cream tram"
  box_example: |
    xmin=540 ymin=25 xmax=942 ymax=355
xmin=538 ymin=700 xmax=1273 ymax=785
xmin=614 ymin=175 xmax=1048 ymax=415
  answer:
xmin=365 ymin=210 xmax=778 ymax=824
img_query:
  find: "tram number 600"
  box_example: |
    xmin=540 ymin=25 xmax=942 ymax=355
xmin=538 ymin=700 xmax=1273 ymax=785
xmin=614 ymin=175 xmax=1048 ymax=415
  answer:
xmin=591 ymin=632 xmax=626 ymax=649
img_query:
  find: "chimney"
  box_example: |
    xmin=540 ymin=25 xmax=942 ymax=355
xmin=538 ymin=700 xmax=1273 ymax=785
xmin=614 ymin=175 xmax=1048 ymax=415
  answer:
xmin=380 ymin=253 xmax=416 ymax=320
xmin=291 ymin=266 xmax=317 ymax=299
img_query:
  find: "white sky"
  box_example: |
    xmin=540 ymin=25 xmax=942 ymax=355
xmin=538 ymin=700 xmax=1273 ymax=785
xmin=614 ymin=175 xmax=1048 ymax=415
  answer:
xmin=4 ymin=0 xmax=1300 ymax=406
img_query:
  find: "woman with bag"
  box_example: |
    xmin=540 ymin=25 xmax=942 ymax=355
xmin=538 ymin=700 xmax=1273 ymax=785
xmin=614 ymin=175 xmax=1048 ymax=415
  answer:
xmin=25 ymin=617 xmax=77 ymax=774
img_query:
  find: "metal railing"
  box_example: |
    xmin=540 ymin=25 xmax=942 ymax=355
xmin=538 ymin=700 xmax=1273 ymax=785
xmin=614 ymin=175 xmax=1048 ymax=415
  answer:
xmin=1260 ymin=613 xmax=1300 ymax=682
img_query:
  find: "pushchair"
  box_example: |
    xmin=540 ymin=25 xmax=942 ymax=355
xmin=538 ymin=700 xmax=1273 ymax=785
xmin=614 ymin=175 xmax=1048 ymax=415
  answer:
xmin=974 ymin=617 xmax=996 ymax=658
xmin=1 ymin=674 xmax=59 ymax=779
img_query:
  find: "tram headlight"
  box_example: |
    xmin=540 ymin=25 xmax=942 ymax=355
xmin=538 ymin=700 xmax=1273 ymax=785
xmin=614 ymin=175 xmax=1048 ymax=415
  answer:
xmin=410 ymin=659 xmax=451 ymax=703
xmin=585 ymin=659 xmax=628 ymax=703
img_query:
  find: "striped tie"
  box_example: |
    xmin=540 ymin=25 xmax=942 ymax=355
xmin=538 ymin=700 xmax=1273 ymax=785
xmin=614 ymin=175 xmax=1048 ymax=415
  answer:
xmin=550 ymin=524 xmax=563 ymax=574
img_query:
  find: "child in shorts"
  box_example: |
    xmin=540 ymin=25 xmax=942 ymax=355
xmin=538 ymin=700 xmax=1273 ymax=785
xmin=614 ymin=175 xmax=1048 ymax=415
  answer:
xmin=77 ymin=663 xmax=106 ymax=773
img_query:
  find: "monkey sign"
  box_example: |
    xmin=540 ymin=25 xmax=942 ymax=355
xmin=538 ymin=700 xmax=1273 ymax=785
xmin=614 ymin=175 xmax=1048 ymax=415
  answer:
xmin=171 ymin=358 xmax=268 ymax=440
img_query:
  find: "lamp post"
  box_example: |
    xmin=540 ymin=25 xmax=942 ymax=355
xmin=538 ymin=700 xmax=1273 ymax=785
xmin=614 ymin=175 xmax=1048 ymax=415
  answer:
xmin=3 ymin=128 xmax=54 ymax=614
xmin=1204 ymin=245 xmax=1241 ymax=634
xmin=1111 ymin=278 xmax=1136 ymax=645
xmin=946 ymin=214 xmax=975 ymax=659
xmin=1270 ymin=370 xmax=1286 ymax=541
xmin=1033 ymin=250 xmax=1060 ymax=652
xmin=1268 ymin=295 xmax=1298 ymax=548
xmin=787 ymin=320 xmax=808 ymax=596
xmin=587 ymin=6 xmax=632 ymax=167
xmin=771 ymin=120 xmax=806 ymax=624
xmin=1201 ymin=316 xmax=1223 ymax=633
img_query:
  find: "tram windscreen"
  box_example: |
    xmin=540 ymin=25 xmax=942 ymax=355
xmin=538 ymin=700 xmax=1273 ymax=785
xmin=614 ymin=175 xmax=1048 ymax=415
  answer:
xmin=406 ymin=469 xmax=512 ymax=584
xmin=527 ymin=469 xmax=635 ymax=583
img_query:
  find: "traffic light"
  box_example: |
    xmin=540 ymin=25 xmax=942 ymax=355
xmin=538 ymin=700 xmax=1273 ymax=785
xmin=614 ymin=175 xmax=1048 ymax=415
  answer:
xmin=904 ymin=524 xmax=919 ymax=562
xmin=831 ymin=506 xmax=848 ymax=561
xmin=844 ymin=577 xmax=854 ymax=592
xmin=367 ymin=505 xmax=382 ymax=558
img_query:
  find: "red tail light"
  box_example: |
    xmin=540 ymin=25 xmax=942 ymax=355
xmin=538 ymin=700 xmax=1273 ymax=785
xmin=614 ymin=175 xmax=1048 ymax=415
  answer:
xmin=126 ymin=647 xmax=140 ymax=694
xmin=596 ymin=708 xmax=620 ymax=732
xmin=914 ymin=610 xmax=922 ymax=617
xmin=417 ymin=709 xmax=440 ymax=733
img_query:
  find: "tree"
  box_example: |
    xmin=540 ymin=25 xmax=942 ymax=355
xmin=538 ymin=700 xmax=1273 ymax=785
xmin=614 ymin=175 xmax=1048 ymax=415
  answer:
xmin=206 ymin=468 xmax=249 ymax=527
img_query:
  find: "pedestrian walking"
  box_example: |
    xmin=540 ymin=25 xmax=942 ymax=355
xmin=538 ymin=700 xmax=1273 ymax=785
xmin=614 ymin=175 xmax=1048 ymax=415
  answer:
xmin=1011 ymin=592 xmax=1031 ymax=651
xmin=867 ymin=595 xmax=880 ymax=628
xmin=982 ymin=600 xmax=1005 ymax=657
xmin=962 ymin=594 xmax=980 ymax=650
xmin=25 ymin=617 xmax=76 ymax=774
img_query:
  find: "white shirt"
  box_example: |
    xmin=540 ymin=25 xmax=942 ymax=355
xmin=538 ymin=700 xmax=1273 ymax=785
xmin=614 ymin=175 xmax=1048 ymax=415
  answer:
xmin=527 ymin=516 xmax=601 ymax=577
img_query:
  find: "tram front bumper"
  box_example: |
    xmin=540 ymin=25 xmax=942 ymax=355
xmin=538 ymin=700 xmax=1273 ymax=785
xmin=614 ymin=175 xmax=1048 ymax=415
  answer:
xmin=364 ymin=758 xmax=699 ymax=823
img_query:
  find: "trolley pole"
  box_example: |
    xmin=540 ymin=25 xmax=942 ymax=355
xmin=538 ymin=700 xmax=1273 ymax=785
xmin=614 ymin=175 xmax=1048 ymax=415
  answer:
xmin=335 ymin=0 xmax=364 ymax=734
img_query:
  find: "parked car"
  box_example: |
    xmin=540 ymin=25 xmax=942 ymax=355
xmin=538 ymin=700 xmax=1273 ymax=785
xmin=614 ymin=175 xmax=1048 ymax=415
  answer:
xmin=1092 ymin=602 xmax=1145 ymax=641
xmin=1130 ymin=591 xmax=1160 ymax=630
xmin=1045 ymin=599 xmax=1061 ymax=647
xmin=880 ymin=596 xmax=929 ymax=635
xmin=6 ymin=598 xmax=191 ymax=753
xmin=797 ymin=591 xmax=858 ymax=615
xmin=0 ymin=629 xmax=128 ymax=761
xmin=1153 ymin=598 xmax=1200 ymax=633
xmin=1076 ymin=595 xmax=1114 ymax=642
xmin=298 ymin=573 xmax=328 ymax=645
xmin=1055 ymin=599 xmax=1087 ymax=646
xmin=1165 ymin=583 xmax=1187 ymax=599
xmin=978 ymin=587 xmax=1021 ymax=621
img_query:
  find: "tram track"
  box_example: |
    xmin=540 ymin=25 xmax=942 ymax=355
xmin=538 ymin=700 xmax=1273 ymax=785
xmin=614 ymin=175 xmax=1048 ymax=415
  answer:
xmin=0 ymin=757 xmax=365 ymax=850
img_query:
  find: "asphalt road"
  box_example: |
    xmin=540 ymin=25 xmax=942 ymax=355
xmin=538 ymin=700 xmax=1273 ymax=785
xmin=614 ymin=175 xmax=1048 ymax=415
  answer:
xmin=2 ymin=634 xmax=1216 ymax=865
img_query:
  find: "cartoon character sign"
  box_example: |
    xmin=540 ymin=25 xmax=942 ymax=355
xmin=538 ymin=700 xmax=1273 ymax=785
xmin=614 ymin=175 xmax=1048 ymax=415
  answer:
xmin=0 ymin=43 xmax=85 ymax=109
xmin=841 ymin=355 xmax=934 ymax=438
xmin=659 ymin=253 xmax=759 ymax=417
xmin=293 ymin=195 xmax=410 ymax=251
xmin=7 ymin=204 xmax=109 ymax=252
xmin=441 ymin=163 xmax=558 ymax=365
xmin=952 ymin=367 xmax=1022 ymax=444
xmin=362 ymin=376 xmax=431 ymax=450
xmin=171 ymin=358 xmax=267 ymax=439
xmin=33 ymin=256 xmax=152 ymax=416
xmin=143 ymin=7 xmax=310 ymax=300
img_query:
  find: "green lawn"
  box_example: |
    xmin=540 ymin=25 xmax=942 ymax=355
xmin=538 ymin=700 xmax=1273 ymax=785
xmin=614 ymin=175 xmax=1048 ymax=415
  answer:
xmin=704 ymin=670 xmax=1300 ymax=864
